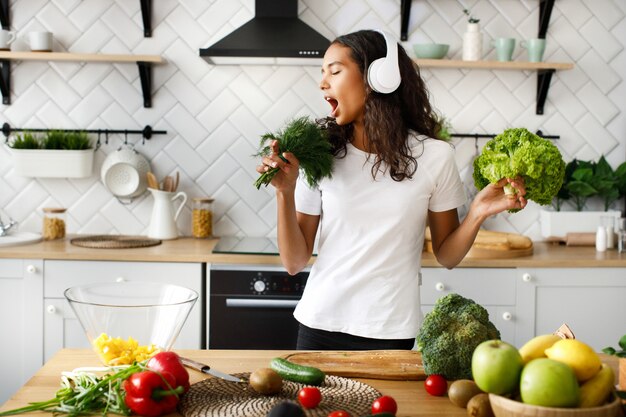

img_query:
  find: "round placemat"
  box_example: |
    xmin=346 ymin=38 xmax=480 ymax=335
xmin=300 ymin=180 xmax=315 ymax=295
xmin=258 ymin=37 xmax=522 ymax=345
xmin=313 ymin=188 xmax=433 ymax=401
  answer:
xmin=70 ymin=235 xmax=161 ymax=249
xmin=179 ymin=372 xmax=381 ymax=417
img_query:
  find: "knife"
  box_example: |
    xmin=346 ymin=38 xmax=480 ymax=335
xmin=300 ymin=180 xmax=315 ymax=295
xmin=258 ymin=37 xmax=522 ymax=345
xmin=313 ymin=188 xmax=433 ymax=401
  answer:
xmin=179 ymin=357 xmax=243 ymax=383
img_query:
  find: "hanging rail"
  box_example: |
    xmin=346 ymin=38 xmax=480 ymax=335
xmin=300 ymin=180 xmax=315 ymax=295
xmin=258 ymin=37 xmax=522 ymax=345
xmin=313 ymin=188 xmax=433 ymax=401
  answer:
xmin=449 ymin=130 xmax=559 ymax=140
xmin=2 ymin=123 xmax=166 ymax=142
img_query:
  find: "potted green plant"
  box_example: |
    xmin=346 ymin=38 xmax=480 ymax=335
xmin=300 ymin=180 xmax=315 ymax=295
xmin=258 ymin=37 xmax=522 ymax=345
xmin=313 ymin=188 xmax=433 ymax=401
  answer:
xmin=9 ymin=130 xmax=94 ymax=178
xmin=602 ymin=334 xmax=626 ymax=406
xmin=540 ymin=157 xmax=624 ymax=239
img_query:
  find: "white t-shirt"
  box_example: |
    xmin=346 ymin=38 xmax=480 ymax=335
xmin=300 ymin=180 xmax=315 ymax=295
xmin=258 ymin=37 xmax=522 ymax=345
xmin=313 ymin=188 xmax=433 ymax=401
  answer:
xmin=293 ymin=135 xmax=466 ymax=339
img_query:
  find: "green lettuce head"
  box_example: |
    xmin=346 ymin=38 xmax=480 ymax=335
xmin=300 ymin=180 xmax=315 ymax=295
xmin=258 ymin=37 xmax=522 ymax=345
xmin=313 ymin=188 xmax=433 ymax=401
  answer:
xmin=473 ymin=128 xmax=566 ymax=206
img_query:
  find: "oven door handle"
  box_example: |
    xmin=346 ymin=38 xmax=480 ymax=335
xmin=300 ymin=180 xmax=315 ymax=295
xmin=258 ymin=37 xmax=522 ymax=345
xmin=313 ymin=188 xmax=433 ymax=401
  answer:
xmin=225 ymin=298 xmax=299 ymax=308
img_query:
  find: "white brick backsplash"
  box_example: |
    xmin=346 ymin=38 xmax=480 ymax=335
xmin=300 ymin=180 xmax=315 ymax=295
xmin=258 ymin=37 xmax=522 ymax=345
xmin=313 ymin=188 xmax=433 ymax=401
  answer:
xmin=0 ymin=0 xmax=624 ymax=242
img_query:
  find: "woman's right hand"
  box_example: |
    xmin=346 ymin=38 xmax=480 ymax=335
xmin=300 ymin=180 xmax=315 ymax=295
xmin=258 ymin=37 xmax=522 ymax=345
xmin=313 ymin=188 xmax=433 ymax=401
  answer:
xmin=256 ymin=140 xmax=300 ymax=193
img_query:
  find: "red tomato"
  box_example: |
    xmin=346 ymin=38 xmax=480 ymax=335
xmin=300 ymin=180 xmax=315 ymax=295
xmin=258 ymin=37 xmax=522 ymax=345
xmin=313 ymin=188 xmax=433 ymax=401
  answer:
xmin=371 ymin=395 xmax=398 ymax=415
xmin=424 ymin=374 xmax=447 ymax=396
xmin=298 ymin=387 xmax=322 ymax=409
xmin=327 ymin=412 xmax=351 ymax=417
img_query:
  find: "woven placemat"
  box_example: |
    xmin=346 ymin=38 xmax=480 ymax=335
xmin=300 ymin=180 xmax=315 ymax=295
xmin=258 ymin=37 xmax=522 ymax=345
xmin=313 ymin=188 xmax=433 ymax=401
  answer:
xmin=179 ymin=372 xmax=381 ymax=417
xmin=70 ymin=235 xmax=162 ymax=249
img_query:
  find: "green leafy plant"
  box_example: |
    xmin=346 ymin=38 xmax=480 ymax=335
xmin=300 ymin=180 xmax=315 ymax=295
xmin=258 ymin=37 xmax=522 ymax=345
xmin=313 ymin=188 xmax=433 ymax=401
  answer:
xmin=253 ymin=116 xmax=334 ymax=190
xmin=434 ymin=113 xmax=452 ymax=141
xmin=602 ymin=334 xmax=626 ymax=358
xmin=62 ymin=131 xmax=92 ymax=150
xmin=42 ymin=131 xmax=92 ymax=150
xmin=9 ymin=132 xmax=40 ymax=149
xmin=463 ymin=8 xmax=480 ymax=24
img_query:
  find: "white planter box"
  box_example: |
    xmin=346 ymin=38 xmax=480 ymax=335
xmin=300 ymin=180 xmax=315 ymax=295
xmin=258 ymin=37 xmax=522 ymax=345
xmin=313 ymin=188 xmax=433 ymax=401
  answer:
xmin=11 ymin=149 xmax=94 ymax=178
xmin=540 ymin=209 xmax=622 ymax=239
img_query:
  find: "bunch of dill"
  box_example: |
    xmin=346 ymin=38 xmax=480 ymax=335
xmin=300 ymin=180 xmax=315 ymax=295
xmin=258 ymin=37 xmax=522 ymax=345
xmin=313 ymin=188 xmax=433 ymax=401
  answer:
xmin=253 ymin=116 xmax=334 ymax=190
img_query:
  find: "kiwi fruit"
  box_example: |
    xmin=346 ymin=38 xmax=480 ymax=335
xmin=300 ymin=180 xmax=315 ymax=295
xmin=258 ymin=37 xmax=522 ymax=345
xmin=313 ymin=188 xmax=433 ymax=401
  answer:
xmin=249 ymin=367 xmax=283 ymax=395
xmin=466 ymin=393 xmax=494 ymax=417
xmin=448 ymin=379 xmax=483 ymax=408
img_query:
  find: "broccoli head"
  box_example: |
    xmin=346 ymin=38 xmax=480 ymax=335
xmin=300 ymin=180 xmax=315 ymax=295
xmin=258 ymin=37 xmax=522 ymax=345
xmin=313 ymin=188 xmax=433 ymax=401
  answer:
xmin=416 ymin=293 xmax=500 ymax=380
xmin=473 ymin=127 xmax=566 ymax=206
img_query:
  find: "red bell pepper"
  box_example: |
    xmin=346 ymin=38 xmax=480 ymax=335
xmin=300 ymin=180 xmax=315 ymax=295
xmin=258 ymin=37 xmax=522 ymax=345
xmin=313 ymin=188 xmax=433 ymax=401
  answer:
xmin=123 ymin=370 xmax=184 ymax=417
xmin=147 ymin=352 xmax=190 ymax=392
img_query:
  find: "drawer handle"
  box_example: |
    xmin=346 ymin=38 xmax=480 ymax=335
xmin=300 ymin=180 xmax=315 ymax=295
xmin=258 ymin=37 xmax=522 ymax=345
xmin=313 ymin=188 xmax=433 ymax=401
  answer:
xmin=502 ymin=312 xmax=512 ymax=321
xmin=115 ymin=277 xmax=126 ymax=283
xmin=46 ymin=305 xmax=56 ymax=314
xmin=435 ymin=282 xmax=445 ymax=292
xmin=522 ymin=273 xmax=532 ymax=282
xmin=26 ymin=265 xmax=37 ymax=274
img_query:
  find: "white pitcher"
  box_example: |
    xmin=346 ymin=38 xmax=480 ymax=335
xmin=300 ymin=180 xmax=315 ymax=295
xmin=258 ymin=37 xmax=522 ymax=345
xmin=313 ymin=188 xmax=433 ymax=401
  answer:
xmin=148 ymin=188 xmax=187 ymax=240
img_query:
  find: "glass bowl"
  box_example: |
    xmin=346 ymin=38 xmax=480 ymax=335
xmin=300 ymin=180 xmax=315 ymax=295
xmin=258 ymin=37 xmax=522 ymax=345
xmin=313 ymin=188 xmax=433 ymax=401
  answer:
xmin=65 ymin=281 xmax=198 ymax=366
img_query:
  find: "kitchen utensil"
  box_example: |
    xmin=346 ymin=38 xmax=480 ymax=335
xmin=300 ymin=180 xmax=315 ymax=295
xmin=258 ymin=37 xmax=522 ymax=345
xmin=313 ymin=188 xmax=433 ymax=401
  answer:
xmin=173 ymin=171 xmax=180 ymax=192
xmin=179 ymin=357 xmax=242 ymax=383
xmin=162 ymin=175 xmax=173 ymax=192
xmin=281 ymin=350 xmax=425 ymax=380
xmin=70 ymin=235 xmax=161 ymax=249
xmin=147 ymin=188 xmax=188 ymax=240
xmin=147 ymin=172 xmax=159 ymax=189
xmin=179 ymin=373 xmax=381 ymax=417
xmin=64 ymin=281 xmax=198 ymax=366
xmin=101 ymin=145 xmax=151 ymax=203
xmin=413 ymin=43 xmax=449 ymax=59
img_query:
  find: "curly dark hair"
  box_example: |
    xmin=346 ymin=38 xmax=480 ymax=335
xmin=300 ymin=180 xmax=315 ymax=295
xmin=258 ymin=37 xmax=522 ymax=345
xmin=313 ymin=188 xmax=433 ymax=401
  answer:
xmin=318 ymin=29 xmax=441 ymax=181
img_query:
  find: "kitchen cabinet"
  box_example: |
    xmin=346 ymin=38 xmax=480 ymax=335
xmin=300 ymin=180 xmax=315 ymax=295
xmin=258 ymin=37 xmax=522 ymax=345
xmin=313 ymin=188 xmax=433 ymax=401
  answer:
xmin=515 ymin=268 xmax=626 ymax=351
xmin=43 ymin=260 xmax=204 ymax=362
xmin=0 ymin=52 xmax=164 ymax=107
xmin=420 ymin=268 xmax=517 ymax=344
xmin=0 ymin=259 xmax=43 ymax=405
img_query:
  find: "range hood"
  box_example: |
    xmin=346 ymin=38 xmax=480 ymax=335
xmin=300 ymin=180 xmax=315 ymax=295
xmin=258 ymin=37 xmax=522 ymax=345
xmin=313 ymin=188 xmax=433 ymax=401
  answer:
xmin=200 ymin=0 xmax=330 ymax=66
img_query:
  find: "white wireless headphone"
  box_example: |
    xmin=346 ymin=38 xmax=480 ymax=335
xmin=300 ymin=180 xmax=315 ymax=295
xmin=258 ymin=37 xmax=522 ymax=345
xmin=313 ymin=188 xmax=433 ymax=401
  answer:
xmin=367 ymin=30 xmax=401 ymax=94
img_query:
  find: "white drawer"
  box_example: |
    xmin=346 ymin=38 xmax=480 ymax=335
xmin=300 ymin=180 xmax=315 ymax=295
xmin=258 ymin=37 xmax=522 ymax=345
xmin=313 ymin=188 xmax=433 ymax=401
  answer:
xmin=421 ymin=268 xmax=516 ymax=306
xmin=0 ymin=259 xmax=24 ymax=277
xmin=44 ymin=260 xmax=202 ymax=297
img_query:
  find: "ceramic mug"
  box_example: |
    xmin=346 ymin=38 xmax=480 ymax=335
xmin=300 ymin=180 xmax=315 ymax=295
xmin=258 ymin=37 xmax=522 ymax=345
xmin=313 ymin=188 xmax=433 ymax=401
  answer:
xmin=0 ymin=29 xmax=16 ymax=50
xmin=521 ymin=38 xmax=546 ymax=62
xmin=492 ymin=38 xmax=515 ymax=62
xmin=29 ymin=31 xmax=53 ymax=52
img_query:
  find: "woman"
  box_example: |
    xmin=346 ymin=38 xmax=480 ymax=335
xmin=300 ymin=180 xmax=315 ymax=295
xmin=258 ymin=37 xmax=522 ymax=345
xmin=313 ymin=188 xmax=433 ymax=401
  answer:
xmin=256 ymin=30 xmax=526 ymax=350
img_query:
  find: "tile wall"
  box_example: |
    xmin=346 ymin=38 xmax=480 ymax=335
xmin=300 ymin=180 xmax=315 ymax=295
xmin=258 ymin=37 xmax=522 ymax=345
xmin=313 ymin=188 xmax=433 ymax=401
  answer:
xmin=0 ymin=0 xmax=624 ymax=241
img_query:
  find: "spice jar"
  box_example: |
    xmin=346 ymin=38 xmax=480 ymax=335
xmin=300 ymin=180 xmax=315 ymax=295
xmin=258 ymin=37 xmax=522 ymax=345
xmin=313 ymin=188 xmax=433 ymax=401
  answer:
xmin=42 ymin=208 xmax=66 ymax=240
xmin=191 ymin=198 xmax=213 ymax=238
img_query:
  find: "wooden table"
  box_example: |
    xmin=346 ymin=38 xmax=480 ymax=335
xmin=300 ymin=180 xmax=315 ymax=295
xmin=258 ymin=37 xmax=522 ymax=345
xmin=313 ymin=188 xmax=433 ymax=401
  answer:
xmin=0 ymin=349 xmax=467 ymax=416
xmin=1 ymin=350 xmax=619 ymax=417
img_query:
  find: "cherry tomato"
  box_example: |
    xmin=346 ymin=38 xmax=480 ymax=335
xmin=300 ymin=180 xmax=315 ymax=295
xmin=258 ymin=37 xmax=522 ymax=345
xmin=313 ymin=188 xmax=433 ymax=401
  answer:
xmin=371 ymin=395 xmax=398 ymax=415
xmin=424 ymin=374 xmax=448 ymax=396
xmin=327 ymin=411 xmax=351 ymax=417
xmin=298 ymin=386 xmax=322 ymax=409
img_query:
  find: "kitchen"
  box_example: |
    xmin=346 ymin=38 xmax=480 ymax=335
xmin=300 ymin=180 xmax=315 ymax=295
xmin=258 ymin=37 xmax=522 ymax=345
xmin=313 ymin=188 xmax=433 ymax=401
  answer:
xmin=1 ymin=0 xmax=625 ymax=415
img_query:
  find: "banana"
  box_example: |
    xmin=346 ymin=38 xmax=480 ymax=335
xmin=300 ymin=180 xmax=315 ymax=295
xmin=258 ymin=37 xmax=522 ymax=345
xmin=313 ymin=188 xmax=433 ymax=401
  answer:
xmin=579 ymin=363 xmax=615 ymax=408
xmin=518 ymin=334 xmax=562 ymax=364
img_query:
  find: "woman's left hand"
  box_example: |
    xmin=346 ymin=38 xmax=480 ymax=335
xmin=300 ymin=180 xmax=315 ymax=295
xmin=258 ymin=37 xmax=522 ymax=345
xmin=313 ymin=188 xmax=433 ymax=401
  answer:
xmin=471 ymin=177 xmax=527 ymax=219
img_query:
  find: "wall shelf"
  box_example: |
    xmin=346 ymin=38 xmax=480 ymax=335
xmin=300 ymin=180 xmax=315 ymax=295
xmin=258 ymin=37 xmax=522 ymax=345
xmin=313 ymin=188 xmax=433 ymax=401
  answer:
xmin=0 ymin=51 xmax=164 ymax=108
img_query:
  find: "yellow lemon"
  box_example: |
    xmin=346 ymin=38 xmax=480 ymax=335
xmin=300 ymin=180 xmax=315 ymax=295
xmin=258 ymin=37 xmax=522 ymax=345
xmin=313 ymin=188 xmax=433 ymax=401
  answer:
xmin=544 ymin=339 xmax=601 ymax=382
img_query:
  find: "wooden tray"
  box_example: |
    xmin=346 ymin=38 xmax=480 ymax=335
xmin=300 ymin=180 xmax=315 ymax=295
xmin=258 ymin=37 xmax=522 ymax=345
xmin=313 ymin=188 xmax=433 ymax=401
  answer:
xmin=179 ymin=372 xmax=380 ymax=417
xmin=425 ymin=241 xmax=533 ymax=259
xmin=70 ymin=235 xmax=161 ymax=249
xmin=282 ymin=350 xmax=425 ymax=380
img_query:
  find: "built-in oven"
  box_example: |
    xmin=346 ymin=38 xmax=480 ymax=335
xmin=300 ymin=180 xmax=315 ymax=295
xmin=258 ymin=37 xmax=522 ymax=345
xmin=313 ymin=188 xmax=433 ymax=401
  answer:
xmin=208 ymin=241 xmax=310 ymax=349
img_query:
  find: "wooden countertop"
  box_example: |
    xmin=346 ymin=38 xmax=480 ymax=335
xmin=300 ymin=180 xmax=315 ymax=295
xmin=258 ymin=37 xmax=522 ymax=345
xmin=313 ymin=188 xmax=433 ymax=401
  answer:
xmin=0 ymin=236 xmax=625 ymax=267
xmin=0 ymin=349 xmax=620 ymax=417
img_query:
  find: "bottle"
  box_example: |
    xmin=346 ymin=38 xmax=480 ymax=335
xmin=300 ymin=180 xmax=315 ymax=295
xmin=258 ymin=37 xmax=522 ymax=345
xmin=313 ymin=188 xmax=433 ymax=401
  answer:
xmin=595 ymin=225 xmax=607 ymax=252
xmin=191 ymin=197 xmax=214 ymax=238
xmin=42 ymin=207 xmax=66 ymax=240
xmin=462 ymin=23 xmax=483 ymax=61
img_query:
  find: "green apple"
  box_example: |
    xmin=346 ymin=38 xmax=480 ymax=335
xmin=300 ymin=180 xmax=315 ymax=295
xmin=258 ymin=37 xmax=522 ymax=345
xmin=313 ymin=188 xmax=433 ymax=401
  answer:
xmin=471 ymin=340 xmax=523 ymax=395
xmin=520 ymin=358 xmax=579 ymax=407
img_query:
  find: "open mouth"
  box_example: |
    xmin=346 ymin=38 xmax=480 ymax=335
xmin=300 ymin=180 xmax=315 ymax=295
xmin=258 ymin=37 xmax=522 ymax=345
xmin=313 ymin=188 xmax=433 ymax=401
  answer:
xmin=325 ymin=97 xmax=338 ymax=117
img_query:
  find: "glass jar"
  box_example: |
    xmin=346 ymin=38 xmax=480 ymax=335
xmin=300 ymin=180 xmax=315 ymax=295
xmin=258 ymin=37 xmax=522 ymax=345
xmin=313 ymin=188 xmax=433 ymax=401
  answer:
xmin=42 ymin=207 xmax=66 ymax=240
xmin=191 ymin=198 xmax=213 ymax=238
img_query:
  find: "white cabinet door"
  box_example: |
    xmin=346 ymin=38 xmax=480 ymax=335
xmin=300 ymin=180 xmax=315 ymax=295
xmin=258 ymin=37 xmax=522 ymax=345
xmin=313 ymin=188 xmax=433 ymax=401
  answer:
xmin=420 ymin=268 xmax=517 ymax=345
xmin=43 ymin=260 xmax=204 ymax=362
xmin=516 ymin=268 xmax=626 ymax=351
xmin=0 ymin=259 xmax=43 ymax=404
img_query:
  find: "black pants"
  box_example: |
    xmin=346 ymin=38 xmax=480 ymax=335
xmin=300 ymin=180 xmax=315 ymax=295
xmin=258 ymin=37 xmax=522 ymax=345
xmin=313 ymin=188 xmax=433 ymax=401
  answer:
xmin=296 ymin=323 xmax=415 ymax=350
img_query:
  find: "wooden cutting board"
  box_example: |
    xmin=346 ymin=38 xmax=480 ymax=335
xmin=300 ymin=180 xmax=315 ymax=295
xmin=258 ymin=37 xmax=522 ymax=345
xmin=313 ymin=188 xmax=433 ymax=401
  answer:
xmin=282 ymin=350 xmax=425 ymax=380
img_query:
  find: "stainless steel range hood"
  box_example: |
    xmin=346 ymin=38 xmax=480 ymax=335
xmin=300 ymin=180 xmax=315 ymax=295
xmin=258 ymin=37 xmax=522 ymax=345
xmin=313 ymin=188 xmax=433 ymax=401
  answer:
xmin=199 ymin=0 xmax=330 ymax=66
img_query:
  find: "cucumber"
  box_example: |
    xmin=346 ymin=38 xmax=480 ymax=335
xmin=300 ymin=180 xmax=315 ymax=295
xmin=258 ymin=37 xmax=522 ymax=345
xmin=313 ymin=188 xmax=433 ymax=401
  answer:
xmin=269 ymin=357 xmax=325 ymax=386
